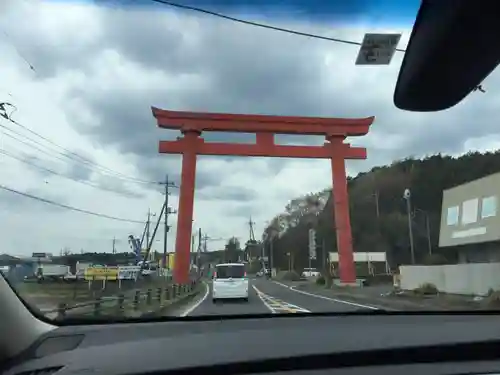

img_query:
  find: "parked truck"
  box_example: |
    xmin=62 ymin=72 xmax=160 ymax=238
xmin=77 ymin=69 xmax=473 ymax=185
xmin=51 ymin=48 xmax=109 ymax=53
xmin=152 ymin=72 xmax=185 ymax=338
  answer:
xmin=35 ymin=264 xmax=71 ymax=280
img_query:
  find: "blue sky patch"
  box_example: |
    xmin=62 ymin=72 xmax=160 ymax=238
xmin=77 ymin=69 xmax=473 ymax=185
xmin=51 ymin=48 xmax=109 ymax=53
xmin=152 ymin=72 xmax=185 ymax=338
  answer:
xmin=54 ymin=0 xmax=420 ymax=26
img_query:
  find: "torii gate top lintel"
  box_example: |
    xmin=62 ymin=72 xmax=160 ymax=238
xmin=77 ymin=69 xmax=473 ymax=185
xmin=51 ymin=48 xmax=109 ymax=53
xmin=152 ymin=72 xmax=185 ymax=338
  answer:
xmin=151 ymin=107 xmax=374 ymax=137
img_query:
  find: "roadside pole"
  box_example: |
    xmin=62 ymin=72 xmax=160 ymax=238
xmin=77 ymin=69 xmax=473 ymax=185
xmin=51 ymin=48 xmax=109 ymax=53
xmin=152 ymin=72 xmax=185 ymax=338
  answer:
xmin=160 ymin=175 xmax=177 ymax=273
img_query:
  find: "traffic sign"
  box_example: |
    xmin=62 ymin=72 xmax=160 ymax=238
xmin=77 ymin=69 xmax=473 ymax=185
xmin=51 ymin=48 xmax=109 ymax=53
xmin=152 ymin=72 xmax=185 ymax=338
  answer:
xmin=355 ymin=33 xmax=401 ymax=65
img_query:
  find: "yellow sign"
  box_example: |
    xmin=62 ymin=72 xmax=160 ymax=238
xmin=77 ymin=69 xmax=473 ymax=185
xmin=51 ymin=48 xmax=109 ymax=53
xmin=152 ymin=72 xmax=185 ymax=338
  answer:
xmin=84 ymin=266 xmax=119 ymax=281
xmin=168 ymin=254 xmax=175 ymax=270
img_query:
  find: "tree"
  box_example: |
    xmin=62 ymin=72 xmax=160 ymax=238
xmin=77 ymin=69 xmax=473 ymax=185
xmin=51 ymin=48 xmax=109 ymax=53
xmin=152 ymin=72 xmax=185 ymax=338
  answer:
xmin=263 ymin=151 xmax=500 ymax=272
xmin=224 ymin=237 xmax=241 ymax=263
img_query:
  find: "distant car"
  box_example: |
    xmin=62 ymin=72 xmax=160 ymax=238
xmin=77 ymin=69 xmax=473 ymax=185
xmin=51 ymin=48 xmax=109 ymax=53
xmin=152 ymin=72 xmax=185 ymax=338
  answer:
xmin=212 ymin=263 xmax=249 ymax=303
xmin=301 ymin=268 xmax=320 ymax=278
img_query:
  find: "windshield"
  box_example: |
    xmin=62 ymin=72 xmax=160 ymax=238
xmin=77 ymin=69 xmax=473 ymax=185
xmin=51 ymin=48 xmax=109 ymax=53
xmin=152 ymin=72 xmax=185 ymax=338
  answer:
xmin=1 ymin=0 xmax=498 ymax=323
xmin=216 ymin=265 xmax=245 ymax=279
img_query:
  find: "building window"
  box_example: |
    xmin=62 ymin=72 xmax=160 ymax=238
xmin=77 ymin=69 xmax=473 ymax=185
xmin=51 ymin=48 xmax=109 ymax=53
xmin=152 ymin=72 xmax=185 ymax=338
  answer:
xmin=461 ymin=198 xmax=479 ymax=225
xmin=481 ymin=196 xmax=497 ymax=218
xmin=447 ymin=206 xmax=459 ymax=225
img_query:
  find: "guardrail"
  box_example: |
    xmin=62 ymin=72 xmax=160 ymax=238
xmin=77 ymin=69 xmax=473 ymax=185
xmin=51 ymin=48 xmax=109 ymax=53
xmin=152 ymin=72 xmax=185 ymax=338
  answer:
xmin=43 ymin=279 xmax=200 ymax=319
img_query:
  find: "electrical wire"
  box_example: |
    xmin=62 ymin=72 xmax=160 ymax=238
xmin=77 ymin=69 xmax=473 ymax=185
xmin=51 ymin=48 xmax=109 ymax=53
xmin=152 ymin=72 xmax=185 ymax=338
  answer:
xmin=0 ymin=183 xmax=146 ymax=224
xmin=150 ymin=0 xmax=407 ymax=52
xmin=1 ymin=130 xmax=148 ymax=198
xmin=0 ymin=29 xmax=36 ymax=72
xmin=0 ymin=106 xmax=158 ymax=185
xmin=0 ymin=148 xmax=139 ymax=197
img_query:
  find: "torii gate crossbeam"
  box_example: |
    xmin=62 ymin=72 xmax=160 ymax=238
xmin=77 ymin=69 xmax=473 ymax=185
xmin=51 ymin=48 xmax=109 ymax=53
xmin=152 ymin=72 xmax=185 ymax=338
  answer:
xmin=152 ymin=107 xmax=374 ymax=285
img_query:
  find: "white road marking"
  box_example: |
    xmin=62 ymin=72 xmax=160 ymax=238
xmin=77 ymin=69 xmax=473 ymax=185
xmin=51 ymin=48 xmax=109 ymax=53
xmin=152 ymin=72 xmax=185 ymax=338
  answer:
xmin=180 ymin=281 xmax=209 ymax=317
xmin=253 ymin=285 xmax=310 ymax=313
xmin=280 ymin=301 xmax=311 ymax=313
xmin=272 ymin=280 xmax=380 ymax=310
xmin=252 ymin=285 xmax=277 ymax=313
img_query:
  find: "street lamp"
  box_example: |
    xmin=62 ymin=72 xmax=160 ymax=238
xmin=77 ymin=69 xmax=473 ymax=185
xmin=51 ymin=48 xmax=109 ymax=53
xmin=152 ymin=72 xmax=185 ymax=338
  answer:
xmin=403 ymin=188 xmax=416 ymax=264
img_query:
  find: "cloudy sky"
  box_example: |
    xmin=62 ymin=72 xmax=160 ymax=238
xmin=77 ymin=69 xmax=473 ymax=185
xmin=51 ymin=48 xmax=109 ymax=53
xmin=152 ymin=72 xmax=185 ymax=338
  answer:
xmin=0 ymin=0 xmax=498 ymax=257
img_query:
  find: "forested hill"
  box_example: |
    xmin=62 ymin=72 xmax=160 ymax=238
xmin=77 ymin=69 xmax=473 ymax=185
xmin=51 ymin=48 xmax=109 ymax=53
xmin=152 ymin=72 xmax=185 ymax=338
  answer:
xmin=264 ymin=151 xmax=500 ymax=273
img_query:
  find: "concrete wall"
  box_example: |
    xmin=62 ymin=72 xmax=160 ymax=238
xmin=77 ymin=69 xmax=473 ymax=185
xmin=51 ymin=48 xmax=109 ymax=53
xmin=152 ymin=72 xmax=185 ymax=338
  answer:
xmin=400 ymin=263 xmax=500 ymax=296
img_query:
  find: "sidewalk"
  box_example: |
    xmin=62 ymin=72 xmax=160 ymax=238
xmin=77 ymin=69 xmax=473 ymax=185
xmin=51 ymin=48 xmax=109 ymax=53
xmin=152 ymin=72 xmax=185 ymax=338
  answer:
xmin=274 ymin=280 xmax=484 ymax=311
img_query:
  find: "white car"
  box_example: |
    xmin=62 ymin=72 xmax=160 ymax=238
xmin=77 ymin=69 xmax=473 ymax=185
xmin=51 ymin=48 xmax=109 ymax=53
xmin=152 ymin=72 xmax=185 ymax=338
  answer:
xmin=301 ymin=268 xmax=320 ymax=278
xmin=212 ymin=263 xmax=249 ymax=303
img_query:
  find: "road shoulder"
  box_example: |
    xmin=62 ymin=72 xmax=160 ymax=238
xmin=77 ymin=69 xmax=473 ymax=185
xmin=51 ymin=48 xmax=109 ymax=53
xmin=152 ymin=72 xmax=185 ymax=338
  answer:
xmin=272 ymin=279 xmax=492 ymax=311
xmin=272 ymin=280 xmax=387 ymax=310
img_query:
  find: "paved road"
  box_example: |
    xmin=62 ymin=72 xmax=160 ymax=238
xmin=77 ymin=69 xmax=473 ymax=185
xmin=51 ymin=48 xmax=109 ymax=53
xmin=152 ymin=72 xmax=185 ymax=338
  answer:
xmin=176 ymin=278 xmax=378 ymax=317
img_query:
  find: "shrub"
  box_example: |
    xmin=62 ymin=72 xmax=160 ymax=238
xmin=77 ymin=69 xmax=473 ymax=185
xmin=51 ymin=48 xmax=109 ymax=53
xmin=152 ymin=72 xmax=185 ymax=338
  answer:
xmin=414 ymin=282 xmax=438 ymax=295
xmin=483 ymin=290 xmax=500 ymax=309
xmin=316 ymin=275 xmax=325 ymax=285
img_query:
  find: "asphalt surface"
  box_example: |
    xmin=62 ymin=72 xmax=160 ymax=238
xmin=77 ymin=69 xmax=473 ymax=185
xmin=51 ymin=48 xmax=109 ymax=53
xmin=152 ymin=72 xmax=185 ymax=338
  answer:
xmin=178 ymin=277 xmax=378 ymax=316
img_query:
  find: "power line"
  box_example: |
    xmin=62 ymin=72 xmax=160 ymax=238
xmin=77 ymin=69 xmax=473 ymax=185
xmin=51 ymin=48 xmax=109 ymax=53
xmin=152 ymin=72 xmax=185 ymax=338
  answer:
xmin=1 ymin=130 xmax=146 ymax=197
xmin=1 ymin=129 xmax=96 ymax=169
xmin=0 ymin=105 xmax=157 ymax=185
xmin=0 ymin=29 xmax=36 ymax=72
xmin=0 ymin=148 xmax=137 ymax=197
xmin=150 ymin=0 xmax=406 ymax=52
xmin=0 ymin=183 xmax=145 ymax=224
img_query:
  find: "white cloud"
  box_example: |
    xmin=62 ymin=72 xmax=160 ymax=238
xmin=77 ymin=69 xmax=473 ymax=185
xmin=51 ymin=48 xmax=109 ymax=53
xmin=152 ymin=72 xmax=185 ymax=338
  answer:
xmin=0 ymin=1 xmax=498 ymax=257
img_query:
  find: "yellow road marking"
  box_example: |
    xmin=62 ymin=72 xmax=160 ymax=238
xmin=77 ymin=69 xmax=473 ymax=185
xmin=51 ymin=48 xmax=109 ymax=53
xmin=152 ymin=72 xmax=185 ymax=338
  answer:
xmin=252 ymin=285 xmax=310 ymax=313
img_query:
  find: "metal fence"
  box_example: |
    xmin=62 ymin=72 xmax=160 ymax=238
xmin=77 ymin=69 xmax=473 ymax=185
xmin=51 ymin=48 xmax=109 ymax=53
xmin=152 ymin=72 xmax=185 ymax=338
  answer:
xmin=42 ymin=279 xmax=200 ymax=320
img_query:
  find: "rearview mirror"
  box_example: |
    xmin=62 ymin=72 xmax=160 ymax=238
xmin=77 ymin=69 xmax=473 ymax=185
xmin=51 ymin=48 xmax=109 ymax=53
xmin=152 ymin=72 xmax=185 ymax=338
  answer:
xmin=394 ymin=0 xmax=500 ymax=112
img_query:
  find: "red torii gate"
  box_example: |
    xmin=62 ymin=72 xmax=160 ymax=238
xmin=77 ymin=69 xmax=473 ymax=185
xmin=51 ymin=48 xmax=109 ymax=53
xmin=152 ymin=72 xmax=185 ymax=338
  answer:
xmin=152 ymin=107 xmax=374 ymax=285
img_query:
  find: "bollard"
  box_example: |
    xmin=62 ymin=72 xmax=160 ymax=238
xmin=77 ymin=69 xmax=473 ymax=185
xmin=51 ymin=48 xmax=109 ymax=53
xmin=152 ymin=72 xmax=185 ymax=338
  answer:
xmin=156 ymin=287 xmax=162 ymax=304
xmin=57 ymin=302 xmax=67 ymax=320
xmin=133 ymin=290 xmax=140 ymax=311
xmin=146 ymin=289 xmax=152 ymax=305
xmin=173 ymin=284 xmax=178 ymax=298
xmin=164 ymin=287 xmax=169 ymax=301
xmin=93 ymin=298 xmax=102 ymax=317
xmin=116 ymin=294 xmax=125 ymax=316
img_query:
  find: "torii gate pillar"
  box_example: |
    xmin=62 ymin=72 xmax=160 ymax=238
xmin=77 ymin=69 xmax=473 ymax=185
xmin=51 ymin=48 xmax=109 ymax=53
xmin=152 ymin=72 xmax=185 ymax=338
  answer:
xmin=152 ymin=108 xmax=374 ymax=285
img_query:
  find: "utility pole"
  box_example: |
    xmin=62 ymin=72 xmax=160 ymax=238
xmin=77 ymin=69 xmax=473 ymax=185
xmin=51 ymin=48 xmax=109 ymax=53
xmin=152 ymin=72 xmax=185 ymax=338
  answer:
xmin=191 ymin=233 xmax=196 ymax=263
xmin=426 ymin=213 xmax=432 ymax=255
xmin=247 ymin=217 xmax=256 ymax=262
xmin=404 ymin=188 xmax=415 ymax=264
xmin=203 ymin=234 xmax=208 ymax=252
xmin=197 ymin=228 xmax=202 ymax=271
xmin=112 ymin=237 xmax=116 ymax=254
xmin=374 ymin=190 xmax=380 ymax=218
xmin=159 ymin=175 xmax=177 ymax=269
xmin=146 ymin=208 xmax=151 ymax=256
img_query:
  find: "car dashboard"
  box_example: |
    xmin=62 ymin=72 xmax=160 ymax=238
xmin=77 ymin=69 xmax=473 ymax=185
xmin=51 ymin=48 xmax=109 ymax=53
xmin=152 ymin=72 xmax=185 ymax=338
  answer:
xmin=3 ymin=313 xmax=500 ymax=375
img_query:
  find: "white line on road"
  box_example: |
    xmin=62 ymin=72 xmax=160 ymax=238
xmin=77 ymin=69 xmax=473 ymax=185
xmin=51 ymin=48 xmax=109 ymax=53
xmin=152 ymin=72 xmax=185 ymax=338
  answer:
xmin=252 ymin=285 xmax=310 ymax=313
xmin=180 ymin=281 xmax=209 ymax=317
xmin=252 ymin=285 xmax=277 ymax=314
xmin=272 ymin=280 xmax=380 ymax=310
xmin=281 ymin=301 xmax=311 ymax=313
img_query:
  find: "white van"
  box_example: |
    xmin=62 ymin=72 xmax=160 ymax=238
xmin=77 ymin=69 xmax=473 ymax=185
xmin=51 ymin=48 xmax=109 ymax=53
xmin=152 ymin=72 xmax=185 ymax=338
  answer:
xmin=212 ymin=263 xmax=249 ymax=303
